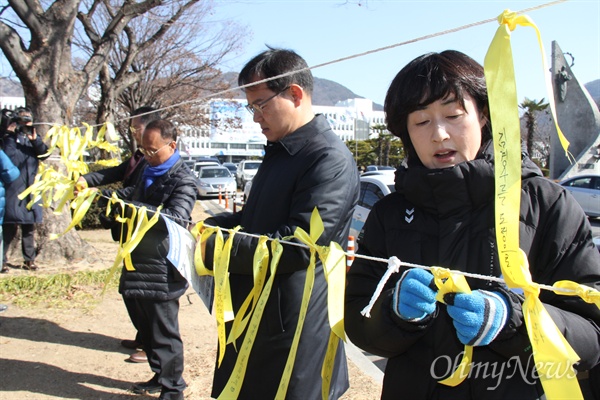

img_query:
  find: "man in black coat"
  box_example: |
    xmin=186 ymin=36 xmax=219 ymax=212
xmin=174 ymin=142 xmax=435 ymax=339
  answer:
xmin=2 ymin=107 xmax=49 ymax=271
xmin=102 ymin=119 xmax=197 ymax=400
xmin=79 ymin=106 xmax=160 ymax=363
xmin=202 ymin=48 xmax=360 ymax=399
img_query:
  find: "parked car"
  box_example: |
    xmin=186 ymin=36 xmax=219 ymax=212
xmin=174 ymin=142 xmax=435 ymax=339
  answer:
xmin=559 ymin=174 xmax=600 ymax=218
xmin=243 ymin=179 xmax=252 ymax=202
xmin=349 ymin=173 xmax=396 ymax=243
xmin=183 ymin=159 xmax=196 ymax=170
xmin=361 ymin=169 xmax=396 ymax=178
xmin=364 ymin=165 xmax=395 ymax=173
xmin=196 ymin=166 xmax=236 ymax=199
xmin=236 ymin=159 xmax=262 ymax=189
xmin=193 ymin=159 xmax=220 ymax=178
xmin=223 ymin=162 xmax=238 ymax=175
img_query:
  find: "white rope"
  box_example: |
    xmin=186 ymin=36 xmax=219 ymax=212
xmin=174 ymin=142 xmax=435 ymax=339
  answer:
xmin=95 ymin=192 xmax=580 ymax=298
xmin=360 ymin=256 xmax=401 ymax=318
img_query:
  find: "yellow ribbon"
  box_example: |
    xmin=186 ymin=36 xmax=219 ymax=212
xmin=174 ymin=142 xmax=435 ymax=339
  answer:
xmin=430 ymin=267 xmax=474 ymax=387
xmin=484 ymin=10 xmax=582 ymax=398
xmin=228 ymin=236 xmax=270 ymax=347
xmin=553 ymin=281 xmax=600 ymax=309
xmin=498 ymin=11 xmax=573 ymax=162
xmin=274 ymin=241 xmax=315 ymax=399
xmin=192 ymin=222 xmax=238 ymax=367
xmin=214 ymin=228 xmax=238 ymax=365
xmin=219 ymin=240 xmax=284 ymax=400
xmin=49 ymin=187 xmax=99 ymax=240
xmin=108 ymin=194 xmax=162 ymax=272
xmin=290 ymin=207 xmax=347 ymax=399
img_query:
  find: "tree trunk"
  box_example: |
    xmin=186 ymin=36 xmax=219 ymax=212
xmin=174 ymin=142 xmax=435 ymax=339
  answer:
xmin=5 ymin=157 xmax=95 ymax=267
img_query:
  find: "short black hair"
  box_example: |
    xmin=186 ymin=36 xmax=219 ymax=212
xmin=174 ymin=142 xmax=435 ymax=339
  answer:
xmin=238 ymin=47 xmax=313 ymax=95
xmin=145 ymin=119 xmax=177 ymax=142
xmin=384 ymin=50 xmax=491 ymax=166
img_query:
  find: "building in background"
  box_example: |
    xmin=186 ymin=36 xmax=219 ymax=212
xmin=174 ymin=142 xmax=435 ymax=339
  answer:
xmin=177 ymin=97 xmax=386 ymax=163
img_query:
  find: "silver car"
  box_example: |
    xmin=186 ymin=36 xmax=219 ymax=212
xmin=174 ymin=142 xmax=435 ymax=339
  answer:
xmin=196 ymin=166 xmax=237 ymax=199
xmin=559 ymin=174 xmax=600 ymax=218
xmin=350 ymin=171 xmax=396 ymax=243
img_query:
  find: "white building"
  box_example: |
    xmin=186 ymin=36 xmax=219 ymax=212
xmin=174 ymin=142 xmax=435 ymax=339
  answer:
xmin=0 ymin=96 xmax=26 ymax=110
xmin=177 ymin=97 xmax=386 ymax=162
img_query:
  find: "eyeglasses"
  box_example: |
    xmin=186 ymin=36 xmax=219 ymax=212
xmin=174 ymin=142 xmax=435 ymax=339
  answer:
xmin=139 ymin=142 xmax=172 ymax=158
xmin=245 ymin=87 xmax=290 ymax=115
xmin=129 ymin=126 xmax=142 ymax=134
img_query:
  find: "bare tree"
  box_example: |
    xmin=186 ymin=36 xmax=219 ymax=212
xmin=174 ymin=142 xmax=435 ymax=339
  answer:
xmin=73 ymin=1 xmax=245 ymax=154
xmin=0 ymin=0 xmax=245 ymax=262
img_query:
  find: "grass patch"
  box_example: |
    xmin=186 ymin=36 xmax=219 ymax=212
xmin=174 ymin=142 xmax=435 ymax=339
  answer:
xmin=0 ymin=268 xmax=120 ymax=310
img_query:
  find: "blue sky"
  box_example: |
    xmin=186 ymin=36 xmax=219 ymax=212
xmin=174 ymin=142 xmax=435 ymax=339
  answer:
xmin=212 ymin=0 xmax=599 ymax=106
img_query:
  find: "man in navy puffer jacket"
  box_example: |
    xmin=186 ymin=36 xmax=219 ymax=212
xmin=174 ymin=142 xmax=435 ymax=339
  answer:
xmin=101 ymin=119 xmax=196 ymax=400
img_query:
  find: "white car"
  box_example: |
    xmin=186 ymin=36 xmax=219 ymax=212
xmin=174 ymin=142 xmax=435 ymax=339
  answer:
xmin=236 ymin=160 xmax=262 ymax=189
xmin=243 ymin=179 xmax=252 ymax=202
xmin=349 ymin=172 xmax=396 ymax=243
xmin=196 ymin=166 xmax=236 ymax=199
xmin=192 ymin=159 xmax=220 ymax=178
xmin=559 ymin=174 xmax=600 ymax=218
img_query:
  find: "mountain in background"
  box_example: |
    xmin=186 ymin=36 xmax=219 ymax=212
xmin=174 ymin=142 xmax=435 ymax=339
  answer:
xmin=2 ymin=75 xmax=597 ymax=112
xmin=584 ymin=79 xmax=600 ymax=109
xmin=0 ymin=78 xmax=23 ymax=97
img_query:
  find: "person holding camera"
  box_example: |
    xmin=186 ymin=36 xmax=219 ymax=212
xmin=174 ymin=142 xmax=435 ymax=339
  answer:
xmin=1 ymin=107 xmax=49 ymax=271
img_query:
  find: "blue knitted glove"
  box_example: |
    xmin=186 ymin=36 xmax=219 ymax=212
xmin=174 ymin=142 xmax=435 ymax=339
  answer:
xmin=392 ymin=269 xmax=437 ymax=322
xmin=445 ymin=290 xmax=510 ymax=346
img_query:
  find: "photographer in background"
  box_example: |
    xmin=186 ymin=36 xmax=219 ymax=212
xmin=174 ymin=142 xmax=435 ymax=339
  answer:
xmin=1 ymin=107 xmax=49 ymax=271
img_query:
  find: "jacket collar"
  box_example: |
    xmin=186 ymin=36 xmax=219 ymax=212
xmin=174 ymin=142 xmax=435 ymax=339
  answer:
xmin=395 ymin=141 xmax=542 ymax=217
xmin=265 ymin=114 xmax=328 ymax=156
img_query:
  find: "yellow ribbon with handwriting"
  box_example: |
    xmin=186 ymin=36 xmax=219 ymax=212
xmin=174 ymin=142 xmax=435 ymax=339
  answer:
xmin=208 ymin=208 xmax=345 ymax=399
xmin=192 ymin=222 xmax=238 ymax=366
xmin=214 ymin=228 xmax=238 ymax=365
xmin=484 ymin=10 xmax=582 ymax=398
xmin=228 ymin=236 xmax=270 ymax=347
xmin=219 ymin=240 xmax=284 ymax=400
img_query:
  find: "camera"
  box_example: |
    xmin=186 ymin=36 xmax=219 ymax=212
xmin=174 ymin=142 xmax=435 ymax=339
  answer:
xmin=16 ymin=124 xmax=34 ymax=136
xmin=9 ymin=108 xmax=34 ymax=136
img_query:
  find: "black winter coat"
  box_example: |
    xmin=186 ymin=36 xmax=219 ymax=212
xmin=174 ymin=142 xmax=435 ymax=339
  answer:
xmin=110 ymin=157 xmax=197 ymax=301
xmin=83 ymin=149 xmax=147 ymax=189
xmin=205 ymin=114 xmax=360 ymax=400
xmin=345 ymin=144 xmax=600 ymax=399
xmin=2 ymin=131 xmax=49 ymax=224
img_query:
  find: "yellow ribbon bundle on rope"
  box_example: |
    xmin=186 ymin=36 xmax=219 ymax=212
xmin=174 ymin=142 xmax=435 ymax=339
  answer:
xmin=19 ymin=122 xmax=123 ymax=238
xmin=484 ymin=9 xmax=582 ymax=399
xmin=105 ymin=193 xmax=162 ymax=272
xmin=195 ymin=208 xmax=348 ymax=400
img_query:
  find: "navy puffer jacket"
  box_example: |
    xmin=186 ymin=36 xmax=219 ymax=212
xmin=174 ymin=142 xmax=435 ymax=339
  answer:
xmin=345 ymin=142 xmax=600 ymax=399
xmin=0 ymin=149 xmax=20 ymax=224
xmin=2 ymin=132 xmax=49 ymax=224
xmin=108 ymin=158 xmax=197 ymax=301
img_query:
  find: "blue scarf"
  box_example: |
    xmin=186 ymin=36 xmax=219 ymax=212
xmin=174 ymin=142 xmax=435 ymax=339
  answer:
xmin=142 ymin=149 xmax=181 ymax=189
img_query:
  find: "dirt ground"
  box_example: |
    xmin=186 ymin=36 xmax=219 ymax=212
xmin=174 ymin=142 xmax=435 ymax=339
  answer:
xmin=0 ymin=203 xmax=382 ymax=400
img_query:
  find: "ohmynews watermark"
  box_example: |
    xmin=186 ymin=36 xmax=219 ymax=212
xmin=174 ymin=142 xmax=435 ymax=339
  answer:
xmin=430 ymin=352 xmax=578 ymax=390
